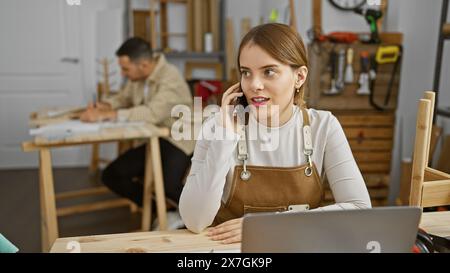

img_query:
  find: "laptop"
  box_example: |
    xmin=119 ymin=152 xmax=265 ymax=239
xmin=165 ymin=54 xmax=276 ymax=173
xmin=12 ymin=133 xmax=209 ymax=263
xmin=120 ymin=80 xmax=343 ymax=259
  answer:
xmin=241 ymin=206 xmax=421 ymax=253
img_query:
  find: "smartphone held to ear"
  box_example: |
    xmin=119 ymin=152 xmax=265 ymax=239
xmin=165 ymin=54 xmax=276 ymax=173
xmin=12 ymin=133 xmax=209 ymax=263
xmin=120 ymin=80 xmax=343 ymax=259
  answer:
xmin=235 ymin=85 xmax=248 ymax=107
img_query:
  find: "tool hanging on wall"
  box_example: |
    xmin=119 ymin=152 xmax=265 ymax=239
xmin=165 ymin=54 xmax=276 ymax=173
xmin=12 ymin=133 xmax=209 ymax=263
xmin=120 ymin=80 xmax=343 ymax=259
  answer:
xmin=369 ymin=45 xmax=402 ymax=110
xmin=354 ymin=7 xmax=383 ymax=44
xmin=335 ymin=49 xmax=346 ymax=91
xmin=357 ymin=51 xmax=370 ymax=95
xmin=323 ymin=49 xmax=339 ymax=95
xmin=344 ymin=48 xmax=354 ymax=84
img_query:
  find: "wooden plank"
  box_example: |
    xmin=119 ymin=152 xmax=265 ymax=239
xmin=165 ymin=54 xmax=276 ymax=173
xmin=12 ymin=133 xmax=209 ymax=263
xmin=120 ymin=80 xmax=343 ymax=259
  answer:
xmin=363 ymin=174 xmax=390 ymax=188
xmin=312 ymin=0 xmax=322 ymax=37
xmin=423 ymin=91 xmax=435 ymax=166
xmin=289 ymin=0 xmax=297 ymax=32
xmin=30 ymin=125 xmax=169 ymax=147
xmin=336 ymin=114 xmax=394 ymax=127
xmin=316 ymin=88 xmax=400 ymax=111
xmin=419 ymin=211 xmax=450 ymax=238
xmin=398 ymin=159 xmax=412 ymax=206
xmin=50 ymin=229 xmax=241 ymax=253
xmin=353 ymin=151 xmax=391 ymax=163
xmin=184 ymin=61 xmax=222 ymax=80
xmin=409 ymin=99 xmax=431 ymax=207
xmin=133 ymin=10 xmax=150 ymax=42
xmin=225 ymin=18 xmax=235 ymax=81
xmin=424 ymin=167 xmax=450 ymax=181
xmin=240 ymin=18 xmax=251 ymax=40
xmin=209 ymin=0 xmax=219 ymax=51
xmin=160 ymin=0 xmax=187 ymax=3
xmin=422 ymin=180 xmax=450 ymax=207
xmin=348 ymin=139 xmax=393 ymax=151
xmin=186 ymin=0 xmax=194 ymax=51
xmin=151 ymin=136 xmax=168 ymax=230
xmin=193 ymin=0 xmax=203 ymax=52
xmin=429 ymin=125 xmax=443 ymax=164
xmin=160 ymin=1 xmax=169 ymax=50
xmin=358 ymin=162 xmax=391 ymax=173
xmin=343 ymin=128 xmax=393 ymax=139
xmin=57 ymin=199 xmax=132 ymax=217
xmin=377 ymin=0 xmax=388 ymax=33
xmin=149 ymin=0 xmax=157 ymax=50
xmin=89 ymin=143 xmax=100 ymax=173
xmin=55 ymin=186 xmax=111 ymax=201
xmin=201 ymin=0 xmax=210 ymax=34
xmin=39 ymin=148 xmax=58 ymax=252
xmin=379 ymin=32 xmax=403 ymax=44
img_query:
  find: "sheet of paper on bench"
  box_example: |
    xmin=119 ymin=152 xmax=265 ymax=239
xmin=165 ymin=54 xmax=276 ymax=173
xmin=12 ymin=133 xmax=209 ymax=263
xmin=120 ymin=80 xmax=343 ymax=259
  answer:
xmin=29 ymin=120 xmax=145 ymax=139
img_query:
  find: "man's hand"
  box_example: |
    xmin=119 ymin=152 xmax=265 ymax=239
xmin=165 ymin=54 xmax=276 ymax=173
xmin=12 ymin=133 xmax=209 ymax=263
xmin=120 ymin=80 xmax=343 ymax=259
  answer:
xmin=207 ymin=218 xmax=243 ymax=244
xmin=80 ymin=104 xmax=117 ymax=123
xmin=95 ymin=101 xmax=112 ymax=111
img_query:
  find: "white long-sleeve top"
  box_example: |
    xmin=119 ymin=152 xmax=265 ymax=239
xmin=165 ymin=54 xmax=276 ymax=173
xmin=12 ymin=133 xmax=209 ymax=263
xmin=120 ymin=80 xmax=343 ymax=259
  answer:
xmin=179 ymin=106 xmax=372 ymax=233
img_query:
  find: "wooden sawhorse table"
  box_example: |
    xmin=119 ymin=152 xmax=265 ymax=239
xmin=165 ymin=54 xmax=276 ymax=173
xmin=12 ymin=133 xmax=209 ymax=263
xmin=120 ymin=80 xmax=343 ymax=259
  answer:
xmin=22 ymin=123 xmax=170 ymax=252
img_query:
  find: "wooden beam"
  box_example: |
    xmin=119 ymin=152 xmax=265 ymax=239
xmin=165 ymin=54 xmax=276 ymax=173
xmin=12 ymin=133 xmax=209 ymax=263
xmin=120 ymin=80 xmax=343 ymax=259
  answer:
xmin=151 ymin=137 xmax=168 ymax=230
xmin=423 ymin=91 xmax=435 ymax=166
xmin=89 ymin=143 xmax=100 ymax=173
xmin=377 ymin=0 xmax=388 ymax=33
xmin=422 ymin=180 xmax=450 ymax=207
xmin=39 ymin=148 xmax=58 ymax=252
xmin=186 ymin=0 xmax=194 ymax=51
xmin=409 ymin=99 xmax=431 ymax=207
xmin=379 ymin=32 xmax=403 ymax=44
xmin=160 ymin=1 xmax=169 ymax=50
xmin=57 ymin=198 xmax=132 ymax=217
xmin=55 ymin=186 xmax=111 ymax=201
xmin=312 ymin=0 xmax=322 ymax=37
xmin=184 ymin=61 xmax=223 ymax=80
xmin=424 ymin=167 xmax=450 ymax=182
xmin=209 ymin=0 xmax=220 ymax=52
xmin=193 ymin=0 xmax=203 ymax=52
xmin=289 ymin=0 xmax=297 ymax=32
xmin=240 ymin=18 xmax=251 ymax=40
xmin=149 ymin=0 xmax=157 ymax=50
xmin=225 ymin=18 xmax=235 ymax=81
xmin=429 ymin=125 xmax=443 ymax=163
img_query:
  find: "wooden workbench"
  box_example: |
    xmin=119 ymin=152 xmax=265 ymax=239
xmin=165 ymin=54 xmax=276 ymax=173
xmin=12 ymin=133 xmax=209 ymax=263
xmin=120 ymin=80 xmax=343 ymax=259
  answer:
xmin=23 ymin=123 xmax=171 ymax=253
xmin=50 ymin=211 xmax=449 ymax=253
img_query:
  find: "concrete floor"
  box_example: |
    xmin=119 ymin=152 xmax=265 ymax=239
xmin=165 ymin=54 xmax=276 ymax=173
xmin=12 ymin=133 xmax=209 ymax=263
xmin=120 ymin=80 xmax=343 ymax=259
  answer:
xmin=0 ymin=167 xmax=142 ymax=253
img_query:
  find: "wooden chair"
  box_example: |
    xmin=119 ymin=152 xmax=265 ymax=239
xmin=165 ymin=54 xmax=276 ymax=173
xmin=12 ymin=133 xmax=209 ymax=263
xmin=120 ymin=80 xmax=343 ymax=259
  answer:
xmin=397 ymin=124 xmax=442 ymax=205
xmin=409 ymin=91 xmax=450 ymax=208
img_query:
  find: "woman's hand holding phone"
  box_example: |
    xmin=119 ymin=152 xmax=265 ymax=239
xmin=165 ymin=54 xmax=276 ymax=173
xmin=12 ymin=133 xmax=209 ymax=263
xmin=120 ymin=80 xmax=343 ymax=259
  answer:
xmin=220 ymin=82 xmax=243 ymax=133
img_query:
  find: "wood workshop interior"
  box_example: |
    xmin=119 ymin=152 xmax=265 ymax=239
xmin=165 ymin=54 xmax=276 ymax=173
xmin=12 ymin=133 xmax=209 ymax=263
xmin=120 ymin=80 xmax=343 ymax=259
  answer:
xmin=0 ymin=0 xmax=449 ymax=254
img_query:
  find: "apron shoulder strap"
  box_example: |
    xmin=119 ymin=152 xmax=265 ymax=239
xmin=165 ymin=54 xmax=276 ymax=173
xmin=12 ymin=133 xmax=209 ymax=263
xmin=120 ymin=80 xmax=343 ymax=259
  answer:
xmin=299 ymin=107 xmax=313 ymax=155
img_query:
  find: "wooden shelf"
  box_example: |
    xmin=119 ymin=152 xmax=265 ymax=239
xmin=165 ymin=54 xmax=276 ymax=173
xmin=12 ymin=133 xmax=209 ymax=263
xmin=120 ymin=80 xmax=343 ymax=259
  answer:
xmin=165 ymin=51 xmax=225 ymax=59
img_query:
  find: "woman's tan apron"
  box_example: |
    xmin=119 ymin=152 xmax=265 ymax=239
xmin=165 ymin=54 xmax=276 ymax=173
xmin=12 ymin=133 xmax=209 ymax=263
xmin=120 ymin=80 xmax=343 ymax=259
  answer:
xmin=213 ymin=108 xmax=323 ymax=225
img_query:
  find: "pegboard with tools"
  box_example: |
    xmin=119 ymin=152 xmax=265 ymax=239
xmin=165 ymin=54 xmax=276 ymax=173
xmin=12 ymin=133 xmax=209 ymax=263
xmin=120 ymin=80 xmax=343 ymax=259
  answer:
xmin=307 ymin=33 xmax=403 ymax=207
xmin=307 ymin=36 xmax=403 ymax=111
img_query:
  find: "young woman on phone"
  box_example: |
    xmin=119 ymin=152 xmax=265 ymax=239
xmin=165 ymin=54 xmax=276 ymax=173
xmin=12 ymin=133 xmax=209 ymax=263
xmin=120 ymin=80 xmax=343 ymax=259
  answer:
xmin=179 ymin=23 xmax=371 ymax=243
